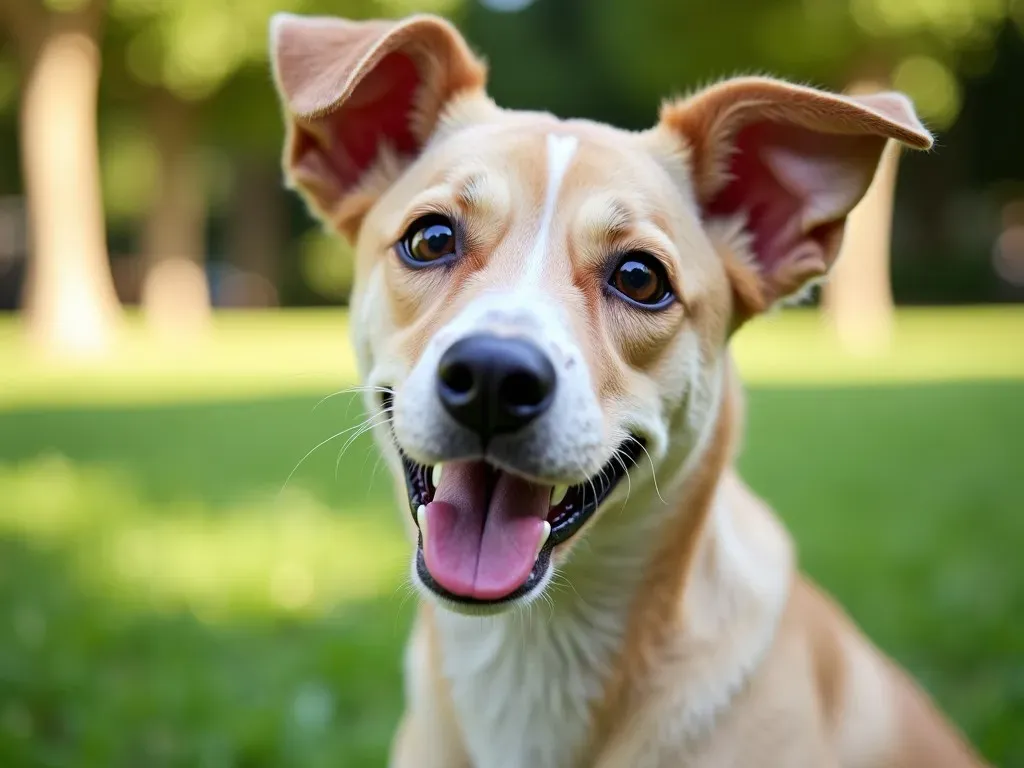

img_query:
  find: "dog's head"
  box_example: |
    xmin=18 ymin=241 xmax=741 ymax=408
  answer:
xmin=271 ymin=14 xmax=931 ymax=612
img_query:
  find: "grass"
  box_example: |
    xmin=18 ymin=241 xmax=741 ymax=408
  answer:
xmin=2 ymin=305 xmax=1024 ymax=408
xmin=0 ymin=308 xmax=1022 ymax=766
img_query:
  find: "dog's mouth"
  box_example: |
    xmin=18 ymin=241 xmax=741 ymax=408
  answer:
xmin=381 ymin=392 xmax=644 ymax=605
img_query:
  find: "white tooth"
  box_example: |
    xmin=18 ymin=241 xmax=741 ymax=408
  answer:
xmin=416 ymin=504 xmax=427 ymax=544
xmin=431 ymin=463 xmax=443 ymax=488
xmin=536 ymin=520 xmax=552 ymax=557
xmin=550 ymin=484 xmax=569 ymax=507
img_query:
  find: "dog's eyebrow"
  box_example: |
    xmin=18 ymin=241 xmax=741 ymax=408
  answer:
xmin=453 ymin=171 xmax=487 ymax=208
xmin=451 ymin=170 xmax=507 ymax=217
xmin=578 ymin=196 xmax=636 ymax=242
xmin=573 ymin=194 xmax=683 ymax=285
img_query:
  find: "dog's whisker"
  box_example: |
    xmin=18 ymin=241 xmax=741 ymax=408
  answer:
xmin=626 ymin=434 xmax=665 ymax=505
xmin=394 ymin=580 xmax=419 ymax=634
xmin=335 ymin=410 xmax=393 ymax=478
xmin=281 ymin=412 xmax=391 ymax=493
xmin=340 ymin=413 xmax=392 ymax=456
xmin=312 ymin=385 xmax=393 ymax=413
xmin=550 ymin=569 xmax=590 ymax=614
xmin=571 ymin=455 xmax=601 ymax=516
xmin=612 ymin=448 xmax=633 ymax=509
xmin=336 ymin=431 xmax=390 ymax=478
xmin=368 ymin=450 xmax=389 ymax=492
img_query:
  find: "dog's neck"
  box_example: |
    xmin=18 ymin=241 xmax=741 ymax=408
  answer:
xmin=430 ymin=359 xmax=794 ymax=768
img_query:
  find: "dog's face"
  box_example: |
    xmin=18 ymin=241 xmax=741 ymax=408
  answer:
xmin=271 ymin=14 xmax=931 ymax=612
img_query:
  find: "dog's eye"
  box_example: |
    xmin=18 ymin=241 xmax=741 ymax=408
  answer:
xmin=398 ymin=215 xmax=457 ymax=266
xmin=609 ymin=252 xmax=673 ymax=308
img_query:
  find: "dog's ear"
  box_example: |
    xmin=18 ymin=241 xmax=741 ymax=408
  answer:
xmin=270 ymin=14 xmax=487 ymax=234
xmin=659 ymin=77 xmax=933 ymax=319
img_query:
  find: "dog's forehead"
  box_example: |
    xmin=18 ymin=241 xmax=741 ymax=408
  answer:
xmin=426 ymin=115 xmax=691 ymax=223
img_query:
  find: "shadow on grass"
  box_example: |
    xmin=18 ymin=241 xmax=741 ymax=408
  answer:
xmin=0 ymin=534 xmax=412 ymax=768
xmin=0 ymin=382 xmax=1021 ymax=766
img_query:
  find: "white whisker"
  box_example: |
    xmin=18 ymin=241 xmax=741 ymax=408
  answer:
xmin=280 ymin=411 xmax=389 ymax=493
xmin=312 ymin=385 xmax=392 ymax=413
xmin=612 ymin=447 xmax=633 ymax=509
xmin=335 ymin=408 xmax=393 ymax=478
xmin=627 ymin=435 xmax=665 ymax=504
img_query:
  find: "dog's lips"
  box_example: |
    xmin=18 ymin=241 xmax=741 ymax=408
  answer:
xmin=398 ymin=433 xmax=645 ymax=605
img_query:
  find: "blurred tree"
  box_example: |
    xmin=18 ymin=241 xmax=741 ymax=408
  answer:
xmin=821 ymin=0 xmax=1011 ymax=350
xmin=105 ymin=0 xmax=462 ymax=330
xmin=0 ymin=0 xmax=122 ymax=356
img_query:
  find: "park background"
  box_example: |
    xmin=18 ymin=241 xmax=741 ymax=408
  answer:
xmin=1 ymin=0 xmax=1023 ymax=765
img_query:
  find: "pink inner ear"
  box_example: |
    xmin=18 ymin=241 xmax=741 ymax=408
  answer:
xmin=704 ymin=123 xmax=807 ymax=273
xmin=296 ymin=52 xmax=421 ymax=193
xmin=703 ymin=122 xmax=880 ymax=281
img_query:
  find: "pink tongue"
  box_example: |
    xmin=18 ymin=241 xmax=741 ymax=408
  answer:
xmin=422 ymin=460 xmax=549 ymax=601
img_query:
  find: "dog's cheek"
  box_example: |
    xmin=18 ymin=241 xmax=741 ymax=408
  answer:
xmin=351 ymin=265 xmax=393 ymax=380
xmin=383 ymin=261 xmax=446 ymax=332
xmin=607 ymin=300 xmax=687 ymax=373
xmin=596 ymin=302 xmax=688 ymax=447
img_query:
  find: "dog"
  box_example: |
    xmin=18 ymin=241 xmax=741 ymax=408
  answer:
xmin=270 ymin=13 xmax=988 ymax=768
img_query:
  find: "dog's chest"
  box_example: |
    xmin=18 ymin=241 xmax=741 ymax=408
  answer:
xmin=436 ymin=604 xmax=626 ymax=768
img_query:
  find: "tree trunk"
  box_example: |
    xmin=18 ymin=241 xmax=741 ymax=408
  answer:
xmin=823 ymin=141 xmax=901 ymax=354
xmin=822 ymin=78 xmax=901 ymax=354
xmin=17 ymin=5 xmax=121 ymax=357
xmin=223 ymin=158 xmax=284 ymax=307
xmin=141 ymin=91 xmax=210 ymax=337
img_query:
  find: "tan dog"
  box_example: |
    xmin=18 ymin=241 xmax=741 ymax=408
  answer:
xmin=270 ymin=13 xmax=988 ymax=768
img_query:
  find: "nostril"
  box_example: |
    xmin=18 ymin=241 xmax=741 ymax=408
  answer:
xmin=440 ymin=361 xmax=475 ymax=397
xmin=500 ymin=370 xmax=547 ymax=411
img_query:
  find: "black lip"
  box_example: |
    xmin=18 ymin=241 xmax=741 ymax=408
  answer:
xmin=382 ymin=389 xmax=645 ymax=606
xmin=541 ymin=437 xmax=645 ymax=546
xmin=414 ymin=548 xmax=552 ymax=607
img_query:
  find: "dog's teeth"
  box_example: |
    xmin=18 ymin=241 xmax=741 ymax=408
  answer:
xmin=431 ymin=463 xmax=443 ymax=488
xmin=416 ymin=504 xmax=427 ymax=543
xmin=550 ymin=484 xmax=569 ymax=507
xmin=536 ymin=520 xmax=552 ymax=557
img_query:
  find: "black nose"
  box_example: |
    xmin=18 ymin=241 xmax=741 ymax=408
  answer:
xmin=437 ymin=334 xmax=556 ymax=441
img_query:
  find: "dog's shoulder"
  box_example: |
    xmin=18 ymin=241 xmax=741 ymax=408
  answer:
xmin=783 ymin=576 xmax=988 ymax=767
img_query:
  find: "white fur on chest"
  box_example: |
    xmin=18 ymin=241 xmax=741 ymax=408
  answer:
xmin=434 ymin=588 xmax=629 ymax=768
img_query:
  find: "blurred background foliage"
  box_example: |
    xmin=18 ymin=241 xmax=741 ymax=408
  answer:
xmin=1 ymin=0 xmax=1023 ymax=766
xmin=2 ymin=0 xmax=1024 ymax=329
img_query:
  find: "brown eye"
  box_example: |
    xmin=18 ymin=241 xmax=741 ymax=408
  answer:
xmin=610 ymin=252 xmax=673 ymax=308
xmin=399 ymin=215 xmax=457 ymax=266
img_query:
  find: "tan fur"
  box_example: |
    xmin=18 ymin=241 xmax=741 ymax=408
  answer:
xmin=270 ymin=14 xmax=988 ymax=768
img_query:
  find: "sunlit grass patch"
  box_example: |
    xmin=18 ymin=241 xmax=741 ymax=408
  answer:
xmin=0 ymin=455 xmax=407 ymax=620
xmin=2 ymin=306 xmax=1023 ymax=410
xmin=732 ymin=306 xmax=1024 ymax=385
xmin=0 ymin=310 xmax=358 ymax=408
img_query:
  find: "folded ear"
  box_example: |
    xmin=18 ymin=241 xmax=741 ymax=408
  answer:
xmin=659 ymin=77 xmax=933 ymax=318
xmin=270 ymin=13 xmax=487 ymax=233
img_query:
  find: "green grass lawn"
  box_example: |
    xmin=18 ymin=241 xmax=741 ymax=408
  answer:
xmin=0 ymin=309 xmax=1022 ymax=767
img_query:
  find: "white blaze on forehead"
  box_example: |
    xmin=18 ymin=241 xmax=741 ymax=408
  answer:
xmin=521 ymin=133 xmax=579 ymax=285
